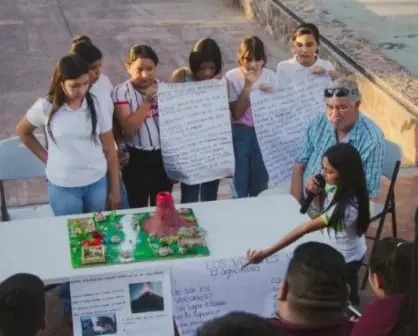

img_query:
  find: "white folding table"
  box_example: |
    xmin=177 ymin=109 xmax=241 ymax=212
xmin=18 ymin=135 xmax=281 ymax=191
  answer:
xmin=0 ymin=195 xmax=325 ymax=284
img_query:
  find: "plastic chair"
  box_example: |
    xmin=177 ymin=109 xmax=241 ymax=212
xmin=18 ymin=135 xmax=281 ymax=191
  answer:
xmin=361 ymin=140 xmax=402 ymax=289
xmin=0 ymin=135 xmax=53 ymax=221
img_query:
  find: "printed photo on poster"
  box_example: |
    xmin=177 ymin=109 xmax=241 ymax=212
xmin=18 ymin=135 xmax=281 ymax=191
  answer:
xmin=80 ymin=313 xmax=117 ymax=336
xmin=129 ymin=281 xmax=165 ymax=314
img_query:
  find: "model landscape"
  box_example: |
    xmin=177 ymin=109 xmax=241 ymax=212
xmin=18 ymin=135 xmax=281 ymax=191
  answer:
xmin=67 ymin=192 xmax=210 ymax=268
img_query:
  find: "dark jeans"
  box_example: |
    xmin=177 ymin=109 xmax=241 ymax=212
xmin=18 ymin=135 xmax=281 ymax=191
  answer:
xmin=231 ymin=124 xmax=268 ymax=198
xmin=180 ymin=179 xmax=220 ymax=203
xmin=346 ymin=256 xmax=364 ymax=306
xmin=122 ymin=147 xmax=173 ymax=208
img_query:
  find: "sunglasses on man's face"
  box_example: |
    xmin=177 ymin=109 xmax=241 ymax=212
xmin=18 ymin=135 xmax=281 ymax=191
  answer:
xmin=324 ymin=88 xmax=350 ymax=98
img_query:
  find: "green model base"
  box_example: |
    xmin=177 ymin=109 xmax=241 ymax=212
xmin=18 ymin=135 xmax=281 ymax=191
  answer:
xmin=67 ymin=209 xmax=210 ymax=268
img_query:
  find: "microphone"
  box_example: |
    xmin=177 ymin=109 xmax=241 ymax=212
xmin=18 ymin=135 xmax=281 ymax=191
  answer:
xmin=299 ymin=174 xmax=326 ymax=214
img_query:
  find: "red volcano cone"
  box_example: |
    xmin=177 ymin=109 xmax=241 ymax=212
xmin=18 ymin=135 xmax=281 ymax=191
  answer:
xmin=143 ymin=192 xmax=193 ymax=237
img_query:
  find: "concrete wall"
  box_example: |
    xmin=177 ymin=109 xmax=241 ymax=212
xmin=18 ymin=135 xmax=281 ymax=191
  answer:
xmin=227 ymin=0 xmax=418 ymax=166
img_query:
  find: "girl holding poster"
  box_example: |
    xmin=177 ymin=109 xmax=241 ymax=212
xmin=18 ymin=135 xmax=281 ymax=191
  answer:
xmin=112 ymin=45 xmax=173 ymax=208
xmin=225 ymin=36 xmax=277 ymax=198
xmin=276 ymin=23 xmax=339 ymax=87
xmin=171 ymin=38 xmax=224 ymax=203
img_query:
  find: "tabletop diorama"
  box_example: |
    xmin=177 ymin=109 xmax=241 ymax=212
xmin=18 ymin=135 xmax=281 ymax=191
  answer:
xmin=67 ymin=192 xmax=210 ymax=268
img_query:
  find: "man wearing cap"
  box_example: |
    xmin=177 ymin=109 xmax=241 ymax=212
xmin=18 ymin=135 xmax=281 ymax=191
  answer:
xmin=290 ymin=77 xmax=385 ymax=203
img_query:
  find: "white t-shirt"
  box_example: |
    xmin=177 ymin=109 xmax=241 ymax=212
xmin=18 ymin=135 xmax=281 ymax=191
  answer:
xmin=276 ymin=56 xmax=334 ymax=88
xmin=319 ymin=184 xmax=366 ymax=263
xmin=26 ymin=97 xmax=112 ymax=187
xmin=90 ymin=74 xmax=113 ymax=118
xmin=226 ymin=67 xmax=278 ymax=102
xmin=225 ymin=67 xmax=278 ymax=127
xmin=112 ymin=80 xmax=160 ymax=151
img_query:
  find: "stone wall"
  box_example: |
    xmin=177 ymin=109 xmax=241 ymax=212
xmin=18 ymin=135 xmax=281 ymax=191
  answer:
xmin=227 ymin=0 xmax=418 ymax=166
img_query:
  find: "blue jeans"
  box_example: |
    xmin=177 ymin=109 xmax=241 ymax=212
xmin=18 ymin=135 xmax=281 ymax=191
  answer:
xmin=231 ymin=124 xmax=268 ymax=198
xmin=48 ymin=175 xmax=109 ymax=316
xmin=180 ymin=179 xmax=220 ymax=203
xmin=48 ymin=175 xmax=108 ymax=215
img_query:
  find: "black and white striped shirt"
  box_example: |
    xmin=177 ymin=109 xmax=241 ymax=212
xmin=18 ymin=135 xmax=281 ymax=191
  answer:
xmin=112 ymin=80 xmax=160 ymax=151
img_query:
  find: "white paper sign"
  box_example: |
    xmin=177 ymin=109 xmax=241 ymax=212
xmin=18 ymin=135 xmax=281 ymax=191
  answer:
xmin=251 ymin=74 xmax=330 ymax=186
xmin=158 ymin=79 xmax=235 ymax=185
xmin=70 ymin=268 xmax=174 ymax=336
xmin=170 ymin=253 xmax=292 ymax=336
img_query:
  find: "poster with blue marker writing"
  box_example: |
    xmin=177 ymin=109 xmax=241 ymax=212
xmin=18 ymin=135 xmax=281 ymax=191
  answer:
xmin=170 ymin=253 xmax=293 ymax=336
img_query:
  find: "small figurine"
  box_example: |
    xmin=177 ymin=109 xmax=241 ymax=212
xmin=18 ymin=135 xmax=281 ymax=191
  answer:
xmin=95 ymin=210 xmax=106 ymax=222
xmin=131 ymin=216 xmax=141 ymax=232
xmin=92 ymin=230 xmax=104 ymax=239
xmin=158 ymin=246 xmax=173 ymax=257
xmin=110 ymin=236 xmax=121 ymax=244
xmin=82 ymin=245 xmax=106 ymax=264
xmin=120 ymin=250 xmax=132 ymax=259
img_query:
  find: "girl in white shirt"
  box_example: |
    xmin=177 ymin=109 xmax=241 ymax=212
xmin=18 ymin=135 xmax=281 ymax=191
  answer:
xmin=16 ymin=54 xmax=120 ymax=214
xmin=16 ymin=55 xmax=121 ymax=321
xmin=276 ymin=23 xmax=339 ymax=87
xmin=246 ymin=143 xmax=370 ymax=306
xmin=112 ymin=45 xmax=172 ymax=208
xmin=225 ymin=36 xmax=277 ymax=198
xmin=69 ymin=35 xmax=130 ymax=209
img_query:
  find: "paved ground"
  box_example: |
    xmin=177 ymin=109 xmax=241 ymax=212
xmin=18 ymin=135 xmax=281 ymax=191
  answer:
xmin=0 ymin=0 xmax=417 ymax=334
xmin=313 ymin=0 xmax=418 ymax=76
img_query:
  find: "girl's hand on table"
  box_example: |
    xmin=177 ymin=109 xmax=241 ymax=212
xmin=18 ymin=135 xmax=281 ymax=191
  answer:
xmin=246 ymin=248 xmax=269 ymax=264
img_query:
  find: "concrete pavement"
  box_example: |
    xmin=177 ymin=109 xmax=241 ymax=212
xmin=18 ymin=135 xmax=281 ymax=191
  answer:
xmin=0 ymin=0 xmax=289 ymax=207
xmin=312 ymin=0 xmax=418 ymax=76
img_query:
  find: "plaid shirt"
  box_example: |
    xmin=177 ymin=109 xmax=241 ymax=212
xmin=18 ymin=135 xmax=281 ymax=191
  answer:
xmin=297 ymin=112 xmax=385 ymax=198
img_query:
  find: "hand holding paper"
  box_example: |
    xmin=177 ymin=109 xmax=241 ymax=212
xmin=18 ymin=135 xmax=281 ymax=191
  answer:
xmin=259 ymin=84 xmax=273 ymax=92
xmin=311 ymin=65 xmax=327 ymax=76
xmin=328 ymin=69 xmax=340 ymax=80
xmin=145 ymin=81 xmax=158 ymax=103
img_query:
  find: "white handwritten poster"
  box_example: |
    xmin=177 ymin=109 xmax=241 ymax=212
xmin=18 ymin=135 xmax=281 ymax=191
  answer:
xmin=170 ymin=253 xmax=292 ymax=336
xmin=70 ymin=268 xmax=174 ymax=336
xmin=251 ymin=74 xmax=330 ymax=186
xmin=158 ymin=79 xmax=235 ymax=185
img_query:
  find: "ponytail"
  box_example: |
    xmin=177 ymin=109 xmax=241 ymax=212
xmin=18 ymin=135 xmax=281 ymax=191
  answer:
xmin=387 ymin=206 xmax=418 ymax=335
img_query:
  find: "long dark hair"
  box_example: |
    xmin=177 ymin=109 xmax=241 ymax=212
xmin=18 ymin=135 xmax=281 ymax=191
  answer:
xmin=70 ymin=40 xmax=102 ymax=65
xmin=386 ymin=207 xmax=418 ymax=335
xmin=323 ymin=143 xmax=370 ymax=235
xmin=369 ymin=237 xmax=413 ymax=295
xmin=46 ymin=55 xmax=98 ymax=142
xmin=189 ymin=38 xmax=222 ymax=77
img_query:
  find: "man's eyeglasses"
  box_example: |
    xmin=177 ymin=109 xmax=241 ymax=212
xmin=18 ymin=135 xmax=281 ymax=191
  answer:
xmin=324 ymin=88 xmax=350 ymax=98
xmin=325 ymin=86 xmax=360 ymax=97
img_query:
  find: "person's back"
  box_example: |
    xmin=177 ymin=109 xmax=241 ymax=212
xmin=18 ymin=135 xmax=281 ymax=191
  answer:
xmin=351 ymin=220 xmax=418 ymax=336
xmin=0 ymin=273 xmax=46 ymax=336
xmin=267 ymin=242 xmax=353 ymax=336
xmin=196 ymin=311 xmax=284 ymax=336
